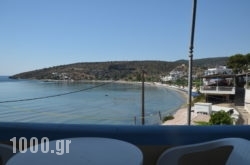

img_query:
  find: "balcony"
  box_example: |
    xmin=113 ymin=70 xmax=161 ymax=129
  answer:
xmin=200 ymin=86 xmax=235 ymax=95
xmin=1 ymin=122 xmax=250 ymax=165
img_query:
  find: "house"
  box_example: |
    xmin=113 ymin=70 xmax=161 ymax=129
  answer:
xmin=200 ymin=74 xmax=236 ymax=103
xmin=161 ymin=71 xmax=183 ymax=82
xmin=200 ymin=68 xmax=250 ymax=107
xmin=204 ymin=66 xmax=233 ymax=76
xmin=199 ymin=66 xmax=236 ymax=103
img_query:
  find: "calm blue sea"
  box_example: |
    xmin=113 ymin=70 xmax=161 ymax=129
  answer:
xmin=0 ymin=76 xmax=185 ymax=125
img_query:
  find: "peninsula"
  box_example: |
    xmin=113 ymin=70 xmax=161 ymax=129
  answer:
xmin=10 ymin=57 xmax=228 ymax=81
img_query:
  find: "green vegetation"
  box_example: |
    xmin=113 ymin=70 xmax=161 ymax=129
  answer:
xmin=209 ymin=110 xmax=233 ymax=125
xmin=10 ymin=61 xmax=176 ymax=81
xmin=175 ymin=78 xmax=188 ymax=87
xmin=10 ymin=57 xmax=229 ymax=81
xmin=191 ymin=94 xmax=206 ymax=106
xmin=194 ymin=121 xmax=210 ymax=126
xmin=162 ymin=115 xmax=174 ymax=122
xmin=227 ymin=53 xmax=250 ymax=74
xmin=195 ymin=110 xmax=233 ymax=126
xmin=193 ymin=79 xmax=202 ymax=92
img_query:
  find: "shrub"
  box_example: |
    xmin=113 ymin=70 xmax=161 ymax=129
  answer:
xmin=209 ymin=110 xmax=233 ymax=125
xmin=163 ymin=115 xmax=174 ymax=122
xmin=194 ymin=121 xmax=211 ymax=126
xmin=191 ymin=93 xmax=206 ymax=106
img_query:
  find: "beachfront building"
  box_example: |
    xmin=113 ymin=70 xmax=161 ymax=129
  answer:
xmin=200 ymin=74 xmax=236 ymax=103
xmin=199 ymin=66 xmax=236 ymax=103
xmin=200 ymin=67 xmax=250 ymax=106
xmin=204 ymin=66 xmax=233 ymax=76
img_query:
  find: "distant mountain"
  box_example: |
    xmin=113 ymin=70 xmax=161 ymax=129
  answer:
xmin=193 ymin=57 xmax=229 ymax=68
xmin=10 ymin=57 xmax=229 ymax=81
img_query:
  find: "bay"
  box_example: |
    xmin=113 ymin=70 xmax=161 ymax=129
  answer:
xmin=0 ymin=76 xmax=185 ymax=125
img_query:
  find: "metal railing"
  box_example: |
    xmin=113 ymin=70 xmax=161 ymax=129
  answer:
xmin=200 ymin=86 xmax=235 ymax=94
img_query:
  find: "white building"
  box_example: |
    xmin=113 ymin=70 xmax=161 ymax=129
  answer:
xmin=161 ymin=71 xmax=185 ymax=82
xmin=245 ymin=88 xmax=250 ymax=114
xmin=204 ymin=66 xmax=233 ymax=76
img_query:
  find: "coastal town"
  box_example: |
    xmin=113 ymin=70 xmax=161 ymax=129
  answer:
xmin=8 ymin=54 xmax=250 ymax=125
xmin=162 ymin=60 xmax=250 ymax=125
xmin=9 ymin=54 xmax=250 ymax=126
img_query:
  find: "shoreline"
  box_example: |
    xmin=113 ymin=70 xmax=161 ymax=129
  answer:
xmin=32 ymin=79 xmax=191 ymax=125
xmin=87 ymin=80 xmax=191 ymax=125
xmin=5 ymin=78 xmax=246 ymax=125
xmin=152 ymin=83 xmax=192 ymax=125
xmin=142 ymin=82 xmax=191 ymax=125
xmin=152 ymin=82 xmax=188 ymax=106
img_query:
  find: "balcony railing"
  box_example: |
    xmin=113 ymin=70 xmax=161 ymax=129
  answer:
xmin=200 ymin=86 xmax=235 ymax=94
xmin=1 ymin=122 xmax=250 ymax=165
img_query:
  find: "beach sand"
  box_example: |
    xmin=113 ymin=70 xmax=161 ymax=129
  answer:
xmin=155 ymin=83 xmax=201 ymax=125
xmin=162 ymin=107 xmax=189 ymax=125
xmin=162 ymin=107 xmax=210 ymax=125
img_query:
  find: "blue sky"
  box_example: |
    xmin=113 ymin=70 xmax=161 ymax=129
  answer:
xmin=0 ymin=0 xmax=250 ymax=75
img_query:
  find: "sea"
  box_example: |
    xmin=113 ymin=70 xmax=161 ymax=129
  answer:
xmin=0 ymin=76 xmax=185 ymax=125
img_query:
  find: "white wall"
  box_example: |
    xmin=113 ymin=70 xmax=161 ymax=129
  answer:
xmin=245 ymin=89 xmax=250 ymax=113
xmin=194 ymin=102 xmax=212 ymax=115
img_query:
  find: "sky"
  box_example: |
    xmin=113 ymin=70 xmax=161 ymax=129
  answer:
xmin=0 ymin=0 xmax=250 ymax=75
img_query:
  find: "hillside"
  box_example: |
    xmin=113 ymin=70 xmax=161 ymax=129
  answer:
xmin=10 ymin=57 xmax=229 ymax=81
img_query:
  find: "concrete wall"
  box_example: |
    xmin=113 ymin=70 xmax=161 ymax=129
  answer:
xmin=245 ymin=89 xmax=250 ymax=113
xmin=194 ymin=102 xmax=212 ymax=115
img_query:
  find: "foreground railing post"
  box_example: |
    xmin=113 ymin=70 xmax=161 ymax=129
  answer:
xmin=141 ymin=70 xmax=145 ymax=125
xmin=187 ymin=0 xmax=197 ymax=125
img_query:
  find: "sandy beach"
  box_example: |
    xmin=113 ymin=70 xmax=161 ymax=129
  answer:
xmin=162 ymin=107 xmax=189 ymax=125
xmin=151 ymin=83 xmax=194 ymax=125
xmin=153 ymin=83 xmax=208 ymax=125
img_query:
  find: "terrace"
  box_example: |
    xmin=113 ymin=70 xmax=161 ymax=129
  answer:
xmin=1 ymin=122 xmax=250 ymax=165
xmin=200 ymin=86 xmax=235 ymax=95
xmin=200 ymin=74 xmax=236 ymax=95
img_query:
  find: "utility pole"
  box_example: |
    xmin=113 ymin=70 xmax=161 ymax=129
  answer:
xmin=187 ymin=0 xmax=197 ymax=125
xmin=141 ymin=69 xmax=145 ymax=125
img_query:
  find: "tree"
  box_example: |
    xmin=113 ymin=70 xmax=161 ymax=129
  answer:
xmin=227 ymin=54 xmax=247 ymax=74
xmin=175 ymin=78 xmax=188 ymax=87
xmin=245 ymin=53 xmax=250 ymax=70
xmin=209 ymin=110 xmax=233 ymax=125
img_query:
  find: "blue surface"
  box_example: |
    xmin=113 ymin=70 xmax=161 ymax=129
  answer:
xmin=1 ymin=122 xmax=250 ymax=146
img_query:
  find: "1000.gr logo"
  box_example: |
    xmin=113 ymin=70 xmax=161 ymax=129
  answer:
xmin=10 ymin=137 xmax=71 ymax=155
